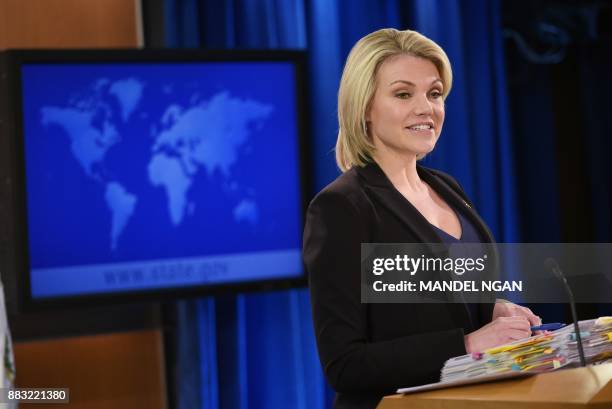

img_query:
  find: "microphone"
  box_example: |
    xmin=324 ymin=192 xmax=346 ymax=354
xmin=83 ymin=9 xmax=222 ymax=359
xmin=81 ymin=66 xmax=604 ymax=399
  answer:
xmin=544 ymin=257 xmax=586 ymax=367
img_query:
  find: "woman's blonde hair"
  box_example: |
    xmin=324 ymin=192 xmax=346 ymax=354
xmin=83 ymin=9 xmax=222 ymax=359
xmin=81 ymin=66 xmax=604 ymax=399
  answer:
xmin=335 ymin=28 xmax=452 ymax=172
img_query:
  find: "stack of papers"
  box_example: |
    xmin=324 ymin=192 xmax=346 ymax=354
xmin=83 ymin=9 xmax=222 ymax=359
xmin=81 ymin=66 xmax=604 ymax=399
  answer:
xmin=441 ymin=316 xmax=612 ymax=383
xmin=565 ymin=316 xmax=612 ymax=365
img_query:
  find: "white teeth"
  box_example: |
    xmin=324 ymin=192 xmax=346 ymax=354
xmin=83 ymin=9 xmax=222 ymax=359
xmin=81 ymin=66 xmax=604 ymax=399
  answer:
xmin=409 ymin=124 xmax=432 ymax=131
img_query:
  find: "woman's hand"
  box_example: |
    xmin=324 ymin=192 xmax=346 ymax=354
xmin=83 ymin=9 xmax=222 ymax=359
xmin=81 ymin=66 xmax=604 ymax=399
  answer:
xmin=492 ymin=299 xmax=541 ymax=327
xmin=464 ymin=316 xmax=531 ymax=354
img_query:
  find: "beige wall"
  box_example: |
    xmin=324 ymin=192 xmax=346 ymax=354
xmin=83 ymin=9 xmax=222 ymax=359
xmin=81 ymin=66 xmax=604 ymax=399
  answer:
xmin=15 ymin=331 xmax=167 ymax=409
xmin=0 ymin=0 xmax=143 ymax=49
xmin=2 ymin=1 xmax=167 ymax=408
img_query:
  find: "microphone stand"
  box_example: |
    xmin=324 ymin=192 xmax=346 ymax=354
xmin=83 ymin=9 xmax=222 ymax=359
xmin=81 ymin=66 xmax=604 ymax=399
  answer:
xmin=545 ymin=258 xmax=586 ymax=367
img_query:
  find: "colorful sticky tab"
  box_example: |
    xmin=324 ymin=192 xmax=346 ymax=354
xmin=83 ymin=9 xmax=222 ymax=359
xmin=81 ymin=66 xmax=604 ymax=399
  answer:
xmin=485 ymin=345 xmax=514 ymax=354
xmin=569 ymin=332 xmax=590 ymax=341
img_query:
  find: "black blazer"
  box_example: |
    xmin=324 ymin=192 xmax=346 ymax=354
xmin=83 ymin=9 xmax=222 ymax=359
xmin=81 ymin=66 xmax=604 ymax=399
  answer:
xmin=303 ymin=162 xmax=497 ymax=409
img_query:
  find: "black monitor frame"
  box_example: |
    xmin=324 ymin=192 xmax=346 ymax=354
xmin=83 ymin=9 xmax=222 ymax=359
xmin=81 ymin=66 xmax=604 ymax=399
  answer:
xmin=0 ymin=48 xmax=311 ymax=313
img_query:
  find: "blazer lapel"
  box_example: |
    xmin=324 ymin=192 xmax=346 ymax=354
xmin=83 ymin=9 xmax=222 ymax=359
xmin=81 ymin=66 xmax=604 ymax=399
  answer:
xmin=356 ymin=163 xmax=443 ymax=244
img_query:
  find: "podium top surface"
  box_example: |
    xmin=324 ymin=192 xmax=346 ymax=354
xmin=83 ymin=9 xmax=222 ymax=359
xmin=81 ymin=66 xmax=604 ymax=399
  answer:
xmin=378 ymin=363 xmax=612 ymax=409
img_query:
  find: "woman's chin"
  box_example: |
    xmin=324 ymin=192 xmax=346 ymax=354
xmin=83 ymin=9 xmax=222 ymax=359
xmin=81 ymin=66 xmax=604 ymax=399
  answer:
xmin=413 ymin=143 xmax=436 ymax=157
xmin=377 ymin=141 xmax=437 ymax=159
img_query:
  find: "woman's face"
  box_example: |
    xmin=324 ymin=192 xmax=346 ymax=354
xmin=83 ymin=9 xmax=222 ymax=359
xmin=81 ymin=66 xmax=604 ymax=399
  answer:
xmin=366 ymin=54 xmax=445 ymax=160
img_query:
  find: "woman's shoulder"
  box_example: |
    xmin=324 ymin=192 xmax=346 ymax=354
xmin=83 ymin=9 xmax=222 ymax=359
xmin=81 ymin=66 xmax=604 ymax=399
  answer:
xmin=318 ymin=167 xmax=362 ymax=195
xmin=308 ymin=167 xmax=370 ymax=216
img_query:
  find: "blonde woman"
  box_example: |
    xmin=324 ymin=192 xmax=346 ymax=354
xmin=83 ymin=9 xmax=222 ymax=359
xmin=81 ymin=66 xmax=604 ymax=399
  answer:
xmin=303 ymin=28 xmax=541 ymax=409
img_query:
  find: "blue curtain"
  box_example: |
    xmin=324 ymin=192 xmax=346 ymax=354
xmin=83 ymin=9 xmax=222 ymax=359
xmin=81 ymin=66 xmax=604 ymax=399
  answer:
xmin=163 ymin=0 xmax=519 ymax=407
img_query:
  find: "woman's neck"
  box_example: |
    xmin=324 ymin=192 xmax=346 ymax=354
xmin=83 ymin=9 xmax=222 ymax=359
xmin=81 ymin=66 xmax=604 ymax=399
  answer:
xmin=373 ymin=151 xmax=426 ymax=194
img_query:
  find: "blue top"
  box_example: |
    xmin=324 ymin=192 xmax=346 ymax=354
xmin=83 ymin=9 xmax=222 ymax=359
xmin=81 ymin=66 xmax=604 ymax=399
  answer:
xmin=430 ymin=208 xmax=484 ymax=332
xmin=430 ymin=209 xmax=481 ymax=243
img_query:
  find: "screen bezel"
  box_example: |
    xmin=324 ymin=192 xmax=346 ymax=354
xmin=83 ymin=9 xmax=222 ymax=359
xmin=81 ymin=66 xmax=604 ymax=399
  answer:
xmin=3 ymin=49 xmax=311 ymax=312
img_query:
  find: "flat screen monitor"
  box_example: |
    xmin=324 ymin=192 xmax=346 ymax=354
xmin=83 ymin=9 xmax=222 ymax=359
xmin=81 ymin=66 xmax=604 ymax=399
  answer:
xmin=0 ymin=49 xmax=309 ymax=311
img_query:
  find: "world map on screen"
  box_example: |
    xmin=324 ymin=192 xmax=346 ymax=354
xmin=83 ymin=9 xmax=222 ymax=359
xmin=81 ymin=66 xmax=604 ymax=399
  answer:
xmin=39 ymin=77 xmax=273 ymax=252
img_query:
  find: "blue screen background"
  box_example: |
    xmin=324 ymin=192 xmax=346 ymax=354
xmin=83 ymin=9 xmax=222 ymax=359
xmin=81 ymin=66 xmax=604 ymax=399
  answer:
xmin=21 ymin=61 xmax=302 ymax=296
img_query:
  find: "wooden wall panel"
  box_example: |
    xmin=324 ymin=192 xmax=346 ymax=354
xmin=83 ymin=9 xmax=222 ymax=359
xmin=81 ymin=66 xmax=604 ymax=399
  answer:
xmin=14 ymin=330 xmax=167 ymax=409
xmin=2 ymin=2 xmax=167 ymax=409
xmin=0 ymin=0 xmax=142 ymax=49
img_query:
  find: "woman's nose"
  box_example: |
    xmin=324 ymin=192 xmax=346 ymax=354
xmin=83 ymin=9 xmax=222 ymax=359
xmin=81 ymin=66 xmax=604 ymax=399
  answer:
xmin=413 ymin=94 xmax=434 ymax=115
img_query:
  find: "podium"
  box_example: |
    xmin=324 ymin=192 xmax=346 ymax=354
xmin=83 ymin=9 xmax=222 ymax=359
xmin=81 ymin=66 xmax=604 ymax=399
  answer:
xmin=378 ymin=363 xmax=612 ymax=409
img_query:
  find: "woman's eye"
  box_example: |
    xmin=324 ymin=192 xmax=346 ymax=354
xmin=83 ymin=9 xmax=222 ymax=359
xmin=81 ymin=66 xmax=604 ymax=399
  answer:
xmin=430 ymin=90 xmax=442 ymax=99
xmin=395 ymin=92 xmax=411 ymax=99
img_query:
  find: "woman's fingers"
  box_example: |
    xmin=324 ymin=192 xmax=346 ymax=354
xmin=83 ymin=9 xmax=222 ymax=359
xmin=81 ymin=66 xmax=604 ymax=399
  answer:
xmin=520 ymin=307 xmax=542 ymax=326
xmin=506 ymin=328 xmax=532 ymax=341
xmin=498 ymin=316 xmax=531 ymax=331
xmin=494 ymin=301 xmax=542 ymax=328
